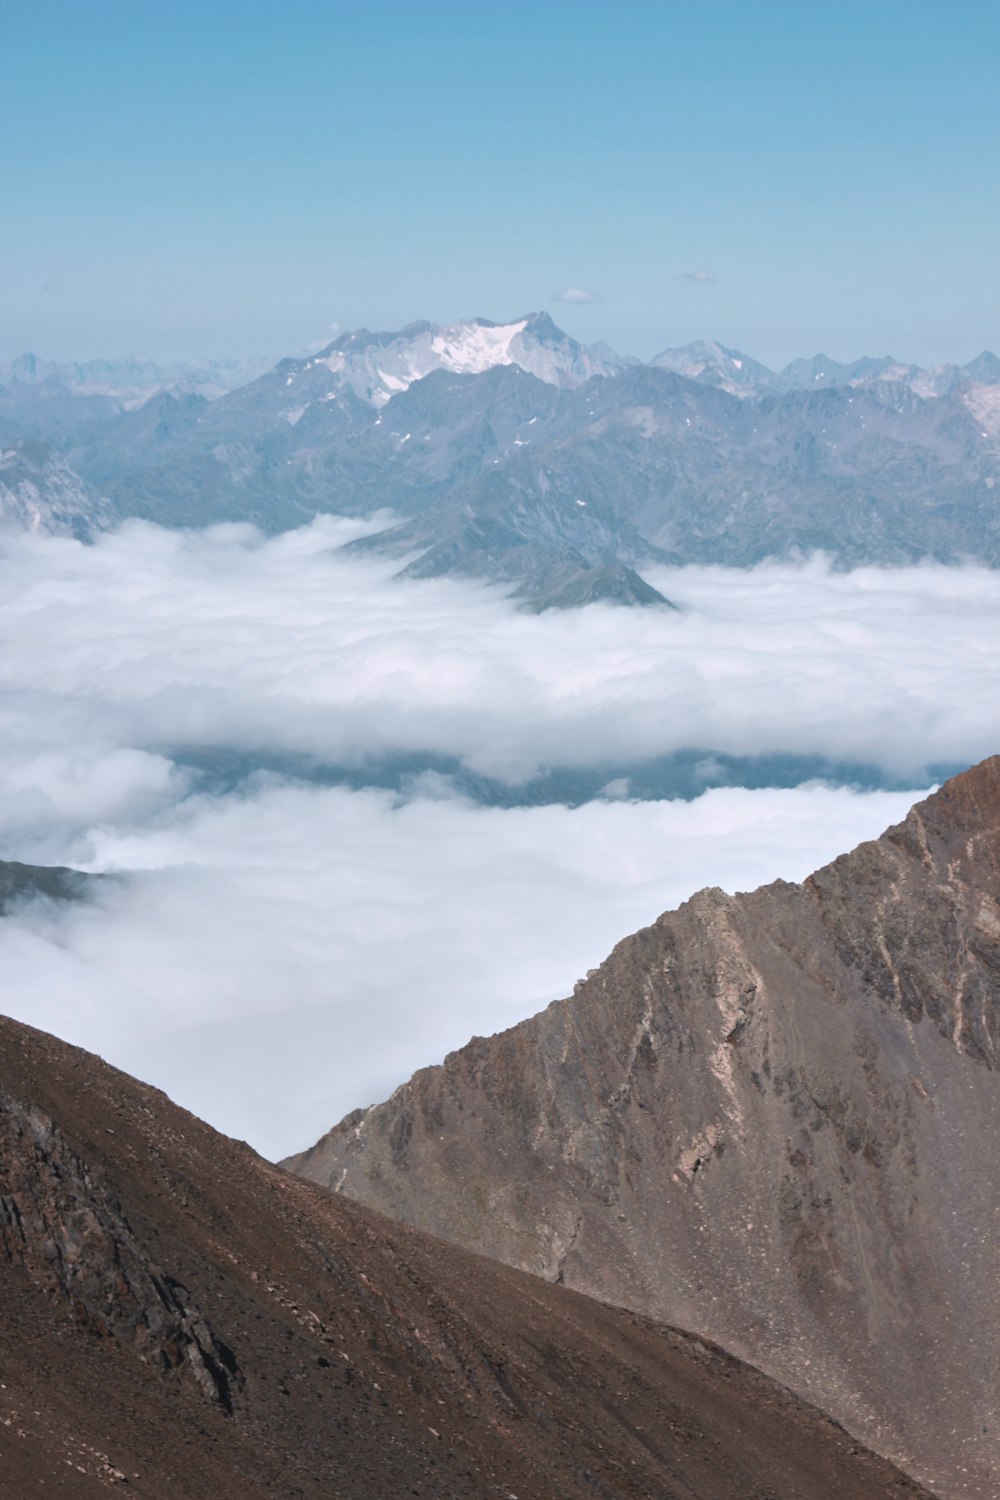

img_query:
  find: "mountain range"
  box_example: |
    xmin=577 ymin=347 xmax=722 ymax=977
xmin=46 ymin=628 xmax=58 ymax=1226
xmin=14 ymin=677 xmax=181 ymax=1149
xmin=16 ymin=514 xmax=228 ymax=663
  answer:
xmin=4 ymin=314 xmax=1000 ymax=606
xmin=0 ymin=351 xmax=272 ymax=405
xmin=286 ymin=756 xmax=1000 ymax=1500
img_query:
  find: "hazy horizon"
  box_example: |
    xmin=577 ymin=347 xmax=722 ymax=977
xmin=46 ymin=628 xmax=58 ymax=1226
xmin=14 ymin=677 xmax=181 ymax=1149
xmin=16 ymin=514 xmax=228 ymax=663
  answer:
xmin=3 ymin=315 xmax=999 ymax=376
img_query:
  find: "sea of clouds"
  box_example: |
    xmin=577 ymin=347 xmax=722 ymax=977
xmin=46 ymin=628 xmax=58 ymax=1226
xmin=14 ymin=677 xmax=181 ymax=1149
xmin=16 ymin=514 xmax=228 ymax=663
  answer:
xmin=2 ymin=515 xmax=998 ymax=1157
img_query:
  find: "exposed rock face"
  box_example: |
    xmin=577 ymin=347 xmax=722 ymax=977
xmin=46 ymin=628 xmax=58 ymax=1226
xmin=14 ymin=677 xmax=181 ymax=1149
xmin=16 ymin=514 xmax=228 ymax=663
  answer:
xmin=0 ymin=1086 xmax=237 ymax=1410
xmin=0 ymin=440 xmax=114 ymax=536
xmin=287 ymin=756 xmax=1000 ymax=1500
xmin=0 ymin=1017 xmax=929 ymax=1500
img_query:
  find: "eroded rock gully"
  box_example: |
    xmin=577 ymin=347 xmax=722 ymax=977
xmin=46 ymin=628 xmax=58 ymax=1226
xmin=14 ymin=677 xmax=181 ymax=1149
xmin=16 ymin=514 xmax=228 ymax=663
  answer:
xmin=287 ymin=755 xmax=1000 ymax=1499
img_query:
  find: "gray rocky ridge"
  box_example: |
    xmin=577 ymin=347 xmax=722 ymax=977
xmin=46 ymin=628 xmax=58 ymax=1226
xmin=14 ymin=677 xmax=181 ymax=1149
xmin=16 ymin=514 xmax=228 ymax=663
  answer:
xmin=287 ymin=756 xmax=1000 ymax=1500
xmin=0 ymin=440 xmax=114 ymax=536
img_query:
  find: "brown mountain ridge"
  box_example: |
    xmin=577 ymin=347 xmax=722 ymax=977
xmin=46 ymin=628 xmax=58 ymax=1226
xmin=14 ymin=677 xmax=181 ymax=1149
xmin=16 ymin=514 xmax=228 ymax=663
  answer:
xmin=0 ymin=1014 xmax=931 ymax=1499
xmin=286 ymin=756 xmax=1000 ymax=1500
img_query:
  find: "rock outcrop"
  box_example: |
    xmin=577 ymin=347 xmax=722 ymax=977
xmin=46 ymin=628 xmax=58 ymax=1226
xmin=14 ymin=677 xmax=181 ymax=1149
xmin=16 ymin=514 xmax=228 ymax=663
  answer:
xmin=0 ymin=1086 xmax=238 ymax=1410
xmin=287 ymin=755 xmax=1000 ymax=1500
xmin=0 ymin=1015 xmax=928 ymax=1500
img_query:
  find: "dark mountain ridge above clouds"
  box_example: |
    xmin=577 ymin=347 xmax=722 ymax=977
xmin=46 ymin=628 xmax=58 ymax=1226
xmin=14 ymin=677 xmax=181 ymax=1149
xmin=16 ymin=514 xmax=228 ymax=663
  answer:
xmin=0 ymin=856 xmax=100 ymax=913
xmin=4 ymin=313 xmax=1000 ymax=604
xmin=286 ymin=755 xmax=1000 ymax=1500
xmin=0 ymin=1014 xmax=930 ymax=1500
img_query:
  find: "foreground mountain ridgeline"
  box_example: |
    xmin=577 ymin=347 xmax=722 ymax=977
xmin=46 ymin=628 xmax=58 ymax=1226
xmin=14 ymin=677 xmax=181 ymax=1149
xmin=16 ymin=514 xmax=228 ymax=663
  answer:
xmin=0 ymin=1019 xmax=930 ymax=1500
xmin=287 ymin=756 xmax=1000 ymax=1500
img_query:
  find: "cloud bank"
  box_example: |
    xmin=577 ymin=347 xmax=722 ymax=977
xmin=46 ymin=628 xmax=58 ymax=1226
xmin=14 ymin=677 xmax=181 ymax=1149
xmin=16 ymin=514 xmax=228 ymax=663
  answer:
xmin=1 ymin=517 xmax=993 ymax=1157
xmin=0 ymin=777 xmax=923 ymax=1160
xmin=552 ymin=287 xmax=600 ymax=304
xmin=0 ymin=519 xmax=995 ymax=815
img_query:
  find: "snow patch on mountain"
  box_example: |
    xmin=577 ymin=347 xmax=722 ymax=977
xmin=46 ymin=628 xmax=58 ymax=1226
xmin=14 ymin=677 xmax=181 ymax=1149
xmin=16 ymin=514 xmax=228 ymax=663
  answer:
xmin=430 ymin=319 xmax=528 ymax=374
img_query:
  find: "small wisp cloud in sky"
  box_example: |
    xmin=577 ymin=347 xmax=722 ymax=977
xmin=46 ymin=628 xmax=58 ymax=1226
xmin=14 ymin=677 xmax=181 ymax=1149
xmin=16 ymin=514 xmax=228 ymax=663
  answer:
xmin=680 ymin=269 xmax=718 ymax=284
xmin=552 ymin=288 xmax=600 ymax=304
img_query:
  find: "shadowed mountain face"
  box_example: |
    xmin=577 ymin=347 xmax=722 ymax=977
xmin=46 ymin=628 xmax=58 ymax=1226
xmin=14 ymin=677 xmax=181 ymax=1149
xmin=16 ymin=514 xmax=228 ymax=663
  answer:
xmin=287 ymin=756 xmax=1000 ymax=1500
xmin=0 ymin=1019 xmax=930 ymax=1500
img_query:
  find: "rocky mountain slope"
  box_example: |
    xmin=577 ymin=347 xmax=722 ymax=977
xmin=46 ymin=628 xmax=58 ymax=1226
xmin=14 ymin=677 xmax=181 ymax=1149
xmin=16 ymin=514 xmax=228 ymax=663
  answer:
xmin=0 ymin=441 xmax=114 ymax=536
xmin=0 ymin=1017 xmax=930 ymax=1500
xmin=287 ymin=756 xmax=1000 ymax=1500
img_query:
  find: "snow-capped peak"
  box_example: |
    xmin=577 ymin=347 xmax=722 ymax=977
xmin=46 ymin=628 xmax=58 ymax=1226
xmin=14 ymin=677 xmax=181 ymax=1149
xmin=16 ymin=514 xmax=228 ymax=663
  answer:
xmin=291 ymin=315 xmax=623 ymax=407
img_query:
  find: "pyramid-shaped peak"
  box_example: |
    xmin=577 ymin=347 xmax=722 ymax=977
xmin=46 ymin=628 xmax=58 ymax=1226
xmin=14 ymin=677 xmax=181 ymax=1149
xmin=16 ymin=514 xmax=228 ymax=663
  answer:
xmin=965 ymin=350 xmax=1000 ymax=383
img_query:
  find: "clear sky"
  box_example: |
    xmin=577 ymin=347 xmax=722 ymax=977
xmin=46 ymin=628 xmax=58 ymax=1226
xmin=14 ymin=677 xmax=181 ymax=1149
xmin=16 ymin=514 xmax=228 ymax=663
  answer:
xmin=4 ymin=0 xmax=998 ymax=367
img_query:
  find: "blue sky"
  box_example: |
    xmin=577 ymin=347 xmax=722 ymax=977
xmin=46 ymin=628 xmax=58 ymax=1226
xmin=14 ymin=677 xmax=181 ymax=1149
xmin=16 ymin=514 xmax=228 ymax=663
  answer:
xmin=4 ymin=0 xmax=998 ymax=366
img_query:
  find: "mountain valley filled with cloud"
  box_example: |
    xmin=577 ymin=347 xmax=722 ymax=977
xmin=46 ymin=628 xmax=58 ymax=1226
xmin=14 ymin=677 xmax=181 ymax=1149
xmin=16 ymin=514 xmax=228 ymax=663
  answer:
xmin=1 ymin=510 xmax=997 ymax=1155
xmin=4 ymin=6 xmax=1000 ymax=1497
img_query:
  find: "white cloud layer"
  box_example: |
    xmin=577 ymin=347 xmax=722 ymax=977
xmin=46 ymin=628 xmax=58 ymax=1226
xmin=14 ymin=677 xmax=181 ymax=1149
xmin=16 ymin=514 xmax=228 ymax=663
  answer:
xmin=0 ymin=518 xmax=995 ymax=1158
xmin=552 ymin=287 xmax=600 ymax=303
xmin=1 ymin=777 xmax=922 ymax=1160
xmin=0 ymin=519 xmax=997 ymax=805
